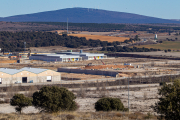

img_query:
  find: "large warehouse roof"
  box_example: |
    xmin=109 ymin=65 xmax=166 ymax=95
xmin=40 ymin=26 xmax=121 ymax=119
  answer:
xmin=57 ymin=52 xmax=105 ymax=56
xmin=31 ymin=54 xmax=81 ymax=58
xmin=0 ymin=67 xmax=49 ymax=75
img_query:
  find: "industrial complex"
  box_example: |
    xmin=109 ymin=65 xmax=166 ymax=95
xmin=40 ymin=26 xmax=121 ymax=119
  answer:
xmin=29 ymin=51 xmax=107 ymax=62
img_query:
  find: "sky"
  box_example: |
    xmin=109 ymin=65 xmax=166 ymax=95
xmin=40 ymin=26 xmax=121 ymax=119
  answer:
xmin=0 ymin=0 xmax=180 ymax=19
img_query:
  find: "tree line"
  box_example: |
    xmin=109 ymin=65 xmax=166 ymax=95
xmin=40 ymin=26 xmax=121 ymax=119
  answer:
xmin=0 ymin=31 xmax=145 ymax=52
xmin=0 ymin=31 xmax=163 ymax=53
xmin=102 ymin=46 xmax=161 ymax=52
xmin=0 ymin=31 xmax=116 ymax=52
xmin=30 ymin=22 xmax=180 ymax=33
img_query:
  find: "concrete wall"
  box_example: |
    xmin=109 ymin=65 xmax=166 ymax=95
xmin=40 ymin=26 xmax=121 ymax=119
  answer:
xmin=57 ymin=68 xmax=118 ymax=77
xmin=106 ymin=53 xmax=180 ymax=60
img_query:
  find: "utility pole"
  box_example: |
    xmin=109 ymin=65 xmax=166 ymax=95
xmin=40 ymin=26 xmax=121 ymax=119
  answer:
xmin=67 ymin=18 xmax=68 ymax=34
xmin=24 ymin=42 xmax=26 ymax=53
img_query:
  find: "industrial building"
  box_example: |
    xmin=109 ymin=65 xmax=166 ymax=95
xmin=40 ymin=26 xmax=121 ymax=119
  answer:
xmin=29 ymin=54 xmax=82 ymax=62
xmin=29 ymin=50 xmax=107 ymax=62
xmin=57 ymin=51 xmax=107 ymax=60
xmin=0 ymin=67 xmax=61 ymax=84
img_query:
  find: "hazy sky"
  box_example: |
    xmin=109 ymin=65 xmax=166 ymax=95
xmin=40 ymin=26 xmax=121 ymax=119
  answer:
xmin=0 ymin=0 xmax=179 ymax=19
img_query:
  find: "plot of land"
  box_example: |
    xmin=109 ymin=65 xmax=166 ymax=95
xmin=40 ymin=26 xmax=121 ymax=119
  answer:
xmin=83 ymin=64 xmax=134 ymax=70
xmin=0 ymin=60 xmax=17 ymax=64
xmin=134 ymin=41 xmax=180 ymax=50
xmin=69 ymin=34 xmax=129 ymax=42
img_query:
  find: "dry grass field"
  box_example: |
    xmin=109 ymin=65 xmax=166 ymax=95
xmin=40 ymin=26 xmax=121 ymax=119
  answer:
xmin=69 ymin=34 xmax=129 ymax=42
xmin=0 ymin=111 xmax=157 ymax=120
xmin=134 ymin=41 xmax=180 ymax=50
xmin=0 ymin=60 xmax=17 ymax=64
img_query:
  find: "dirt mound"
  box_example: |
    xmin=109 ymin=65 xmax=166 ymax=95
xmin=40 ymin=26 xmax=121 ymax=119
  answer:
xmin=83 ymin=64 xmax=134 ymax=70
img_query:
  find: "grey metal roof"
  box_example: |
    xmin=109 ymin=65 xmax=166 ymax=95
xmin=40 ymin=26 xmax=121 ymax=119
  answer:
xmin=31 ymin=54 xmax=81 ymax=58
xmin=57 ymin=52 xmax=105 ymax=56
xmin=0 ymin=67 xmax=49 ymax=75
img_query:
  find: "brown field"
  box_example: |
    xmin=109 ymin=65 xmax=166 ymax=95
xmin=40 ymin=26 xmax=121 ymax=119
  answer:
xmin=69 ymin=34 xmax=129 ymax=42
xmin=0 ymin=60 xmax=17 ymax=64
xmin=83 ymin=64 xmax=134 ymax=70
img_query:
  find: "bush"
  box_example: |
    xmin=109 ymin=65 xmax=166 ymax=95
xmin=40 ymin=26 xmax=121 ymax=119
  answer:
xmin=154 ymin=79 xmax=180 ymax=119
xmin=95 ymin=97 xmax=126 ymax=111
xmin=32 ymin=86 xmax=77 ymax=113
xmin=10 ymin=94 xmax=32 ymax=114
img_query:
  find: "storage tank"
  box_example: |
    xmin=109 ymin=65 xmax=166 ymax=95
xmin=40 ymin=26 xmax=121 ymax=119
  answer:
xmin=155 ymin=34 xmax=157 ymax=39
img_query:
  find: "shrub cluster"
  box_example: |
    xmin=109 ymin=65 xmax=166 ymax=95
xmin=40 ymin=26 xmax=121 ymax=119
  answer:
xmin=95 ymin=97 xmax=128 ymax=111
xmin=32 ymin=86 xmax=77 ymax=112
xmin=10 ymin=86 xmax=78 ymax=113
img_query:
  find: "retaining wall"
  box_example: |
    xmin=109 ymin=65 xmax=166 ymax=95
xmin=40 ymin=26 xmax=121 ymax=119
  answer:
xmin=106 ymin=53 xmax=180 ymax=60
xmin=58 ymin=68 xmax=119 ymax=77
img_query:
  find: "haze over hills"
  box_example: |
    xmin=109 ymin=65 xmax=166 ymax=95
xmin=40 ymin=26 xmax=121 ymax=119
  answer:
xmin=0 ymin=8 xmax=179 ymax=23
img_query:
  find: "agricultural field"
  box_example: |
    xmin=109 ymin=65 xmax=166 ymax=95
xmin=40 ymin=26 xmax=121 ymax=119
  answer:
xmin=134 ymin=41 xmax=180 ymax=50
xmin=69 ymin=34 xmax=129 ymax=42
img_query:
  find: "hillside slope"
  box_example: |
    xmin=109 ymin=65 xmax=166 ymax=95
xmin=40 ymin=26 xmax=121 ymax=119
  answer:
xmin=0 ymin=8 xmax=179 ymax=23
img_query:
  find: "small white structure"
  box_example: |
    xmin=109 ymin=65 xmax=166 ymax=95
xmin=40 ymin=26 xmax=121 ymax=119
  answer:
xmin=155 ymin=34 xmax=157 ymax=39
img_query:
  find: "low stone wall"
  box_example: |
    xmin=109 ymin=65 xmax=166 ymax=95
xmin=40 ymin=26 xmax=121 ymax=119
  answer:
xmin=106 ymin=53 xmax=180 ymax=60
xmin=58 ymin=68 xmax=119 ymax=77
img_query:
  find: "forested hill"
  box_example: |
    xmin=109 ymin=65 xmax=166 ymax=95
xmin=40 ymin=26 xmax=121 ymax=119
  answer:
xmin=0 ymin=31 xmax=119 ymax=52
xmin=0 ymin=31 xmax=161 ymax=52
xmin=0 ymin=8 xmax=179 ymax=23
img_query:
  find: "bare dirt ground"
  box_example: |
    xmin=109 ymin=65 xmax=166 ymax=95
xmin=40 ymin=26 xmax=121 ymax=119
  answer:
xmin=75 ymin=85 xmax=159 ymax=114
xmin=78 ymin=31 xmax=116 ymax=35
xmin=83 ymin=64 xmax=134 ymax=70
xmin=61 ymin=73 xmax=111 ymax=80
xmin=121 ymin=51 xmax=180 ymax=57
xmin=0 ymin=60 xmax=17 ymax=63
xmin=69 ymin=34 xmax=129 ymax=42
xmin=0 ymin=85 xmax=159 ymax=114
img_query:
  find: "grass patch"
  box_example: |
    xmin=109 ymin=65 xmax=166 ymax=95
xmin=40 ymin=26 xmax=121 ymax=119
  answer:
xmin=134 ymin=41 xmax=180 ymax=50
xmin=0 ymin=111 xmax=158 ymax=120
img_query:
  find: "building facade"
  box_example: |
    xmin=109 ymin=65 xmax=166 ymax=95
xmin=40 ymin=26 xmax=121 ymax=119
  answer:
xmin=29 ymin=54 xmax=82 ymax=62
xmin=0 ymin=67 xmax=61 ymax=84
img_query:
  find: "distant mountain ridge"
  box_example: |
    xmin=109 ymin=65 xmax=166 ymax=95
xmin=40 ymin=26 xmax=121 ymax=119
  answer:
xmin=0 ymin=8 xmax=179 ymax=23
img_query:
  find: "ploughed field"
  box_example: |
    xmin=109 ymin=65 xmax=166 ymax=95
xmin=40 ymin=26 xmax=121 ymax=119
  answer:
xmin=69 ymin=34 xmax=129 ymax=42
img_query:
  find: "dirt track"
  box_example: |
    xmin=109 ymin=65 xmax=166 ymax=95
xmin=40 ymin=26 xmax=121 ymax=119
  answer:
xmin=83 ymin=64 xmax=134 ymax=70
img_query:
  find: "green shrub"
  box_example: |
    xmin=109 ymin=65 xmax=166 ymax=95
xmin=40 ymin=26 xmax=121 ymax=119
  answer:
xmin=10 ymin=94 xmax=32 ymax=114
xmin=32 ymin=86 xmax=77 ymax=113
xmin=154 ymin=79 xmax=180 ymax=119
xmin=95 ymin=97 xmax=126 ymax=111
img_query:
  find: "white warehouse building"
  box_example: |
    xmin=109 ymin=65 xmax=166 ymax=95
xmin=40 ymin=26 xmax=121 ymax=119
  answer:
xmin=57 ymin=51 xmax=107 ymax=60
xmin=29 ymin=54 xmax=82 ymax=62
